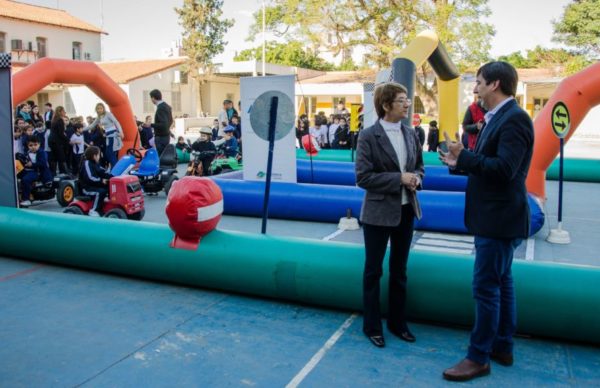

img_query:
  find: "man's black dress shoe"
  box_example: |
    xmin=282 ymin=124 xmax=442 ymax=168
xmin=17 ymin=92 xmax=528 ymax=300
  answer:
xmin=490 ymin=351 xmax=513 ymax=366
xmin=367 ymin=335 xmax=385 ymax=348
xmin=443 ymin=359 xmax=491 ymax=381
xmin=388 ymin=326 xmax=416 ymax=342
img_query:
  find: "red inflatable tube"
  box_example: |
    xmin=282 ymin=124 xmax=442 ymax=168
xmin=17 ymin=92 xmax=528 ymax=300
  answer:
xmin=527 ymin=62 xmax=600 ymax=199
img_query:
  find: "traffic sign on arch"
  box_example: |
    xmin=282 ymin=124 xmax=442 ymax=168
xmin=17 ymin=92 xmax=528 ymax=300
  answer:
xmin=551 ymin=101 xmax=570 ymax=139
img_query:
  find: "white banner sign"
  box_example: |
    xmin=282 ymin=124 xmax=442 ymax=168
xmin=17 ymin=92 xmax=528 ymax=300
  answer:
xmin=241 ymin=75 xmax=297 ymax=183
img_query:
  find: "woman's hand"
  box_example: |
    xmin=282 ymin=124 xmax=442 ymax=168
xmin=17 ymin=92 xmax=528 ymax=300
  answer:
xmin=401 ymin=172 xmax=420 ymax=191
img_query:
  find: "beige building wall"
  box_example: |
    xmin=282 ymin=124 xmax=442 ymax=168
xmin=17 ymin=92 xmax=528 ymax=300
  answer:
xmin=0 ymin=18 xmax=101 ymax=62
xmin=203 ymin=76 xmax=240 ymax=116
xmin=128 ymin=68 xmax=196 ymax=118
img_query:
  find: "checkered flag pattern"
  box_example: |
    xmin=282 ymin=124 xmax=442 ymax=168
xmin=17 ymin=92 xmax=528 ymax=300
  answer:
xmin=363 ymin=83 xmax=375 ymax=92
xmin=0 ymin=53 xmax=11 ymax=69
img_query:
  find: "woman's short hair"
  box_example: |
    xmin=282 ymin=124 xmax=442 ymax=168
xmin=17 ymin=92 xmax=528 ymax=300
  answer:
xmin=373 ymin=82 xmax=408 ymax=119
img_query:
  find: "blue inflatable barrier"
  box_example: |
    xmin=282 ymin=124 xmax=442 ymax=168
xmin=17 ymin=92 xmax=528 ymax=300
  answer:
xmin=296 ymin=159 xmax=467 ymax=192
xmin=212 ymin=178 xmax=544 ymax=236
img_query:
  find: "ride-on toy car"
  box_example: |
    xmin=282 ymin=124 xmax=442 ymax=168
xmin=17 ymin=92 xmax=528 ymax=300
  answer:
xmin=186 ymin=150 xmax=217 ymax=177
xmin=16 ymin=158 xmax=77 ymax=207
xmin=118 ymin=144 xmax=179 ymax=195
xmin=63 ymin=175 xmax=145 ymax=220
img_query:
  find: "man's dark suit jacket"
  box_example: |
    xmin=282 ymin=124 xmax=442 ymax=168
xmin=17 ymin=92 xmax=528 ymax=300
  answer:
xmin=152 ymin=101 xmax=173 ymax=137
xmin=456 ymin=99 xmax=534 ymax=239
xmin=355 ymin=120 xmax=424 ymax=227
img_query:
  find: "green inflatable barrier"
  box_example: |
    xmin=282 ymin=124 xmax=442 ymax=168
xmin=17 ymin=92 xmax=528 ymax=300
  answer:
xmin=546 ymin=158 xmax=600 ymax=182
xmin=296 ymin=148 xmax=356 ymax=162
xmin=176 ymin=148 xmax=191 ymax=164
xmin=0 ymin=207 xmax=598 ymax=344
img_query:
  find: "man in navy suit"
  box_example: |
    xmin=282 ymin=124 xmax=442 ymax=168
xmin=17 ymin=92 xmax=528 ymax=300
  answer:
xmin=439 ymin=61 xmax=534 ymax=382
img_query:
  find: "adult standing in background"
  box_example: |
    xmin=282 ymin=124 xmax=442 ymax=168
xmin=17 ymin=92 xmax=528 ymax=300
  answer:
xmin=218 ymin=99 xmax=238 ymax=137
xmin=48 ymin=106 xmax=71 ymax=175
xmin=150 ymin=89 xmax=174 ymax=156
xmin=413 ymin=114 xmax=425 ymax=147
xmin=355 ymin=82 xmax=424 ymax=348
xmin=462 ymin=98 xmax=487 ymax=151
xmin=87 ymin=103 xmax=124 ymax=170
xmin=440 ymin=61 xmax=534 ymax=382
xmin=426 ymin=120 xmax=440 ymax=152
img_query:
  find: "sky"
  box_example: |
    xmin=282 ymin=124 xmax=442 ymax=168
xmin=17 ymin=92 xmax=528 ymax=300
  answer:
xmin=19 ymin=0 xmax=572 ymax=62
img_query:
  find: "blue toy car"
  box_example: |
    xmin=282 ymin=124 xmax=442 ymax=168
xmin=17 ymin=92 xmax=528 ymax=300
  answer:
xmin=113 ymin=144 xmax=179 ymax=196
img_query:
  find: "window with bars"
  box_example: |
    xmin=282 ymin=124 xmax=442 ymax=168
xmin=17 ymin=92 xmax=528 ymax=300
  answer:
xmin=37 ymin=37 xmax=47 ymax=58
xmin=37 ymin=93 xmax=49 ymax=107
xmin=172 ymin=91 xmax=182 ymax=112
xmin=72 ymin=42 xmax=82 ymax=60
xmin=143 ymin=90 xmax=154 ymax=114
xmin=0 ymin=32 xmax=5 ymax=53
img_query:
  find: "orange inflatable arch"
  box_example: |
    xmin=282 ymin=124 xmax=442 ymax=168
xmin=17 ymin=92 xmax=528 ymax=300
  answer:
xmin=12 ymin=58 xmax=137 ymax=155
xmin=527 ymin=62 xmax=600 ymax=199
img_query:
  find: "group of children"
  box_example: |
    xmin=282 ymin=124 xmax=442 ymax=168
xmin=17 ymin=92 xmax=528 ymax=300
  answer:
xmin=174 ymin=112 xmax=242 ymax=176
xmin=14 ymin=101 xmax=113 ymax=213
xmin=297 ymin=113 xmax=355 ymax=150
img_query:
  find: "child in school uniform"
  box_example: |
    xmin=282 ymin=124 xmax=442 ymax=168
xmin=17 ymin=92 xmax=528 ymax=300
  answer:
xmin=13 ymin=126 xmax=24 ymax=156
xmin=33 ymin=122 xmax=47 ymax=151
xmin=19 ymin=136 xmax=53 ymax=206
xmin=223 ymin=126 xmax=239 ymax=158
xmin=21 ymin=124 xmax=34 ymax=152
xmin=79 ymin=146 xmax=112 ymax=217
xmin=70 ymin=123 xmax=85 ymax=175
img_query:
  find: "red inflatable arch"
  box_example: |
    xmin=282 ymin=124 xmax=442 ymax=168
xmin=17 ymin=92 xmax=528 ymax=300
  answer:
xmin=527 ymin=62 xmax=600 ymax=199
xmin=12 ymin=58 xmax=137 ymax=155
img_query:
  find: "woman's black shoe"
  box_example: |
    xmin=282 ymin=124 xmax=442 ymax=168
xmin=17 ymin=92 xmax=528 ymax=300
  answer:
xmin=367 ymin=335 xmax=385 ymax=348
xmin=388 ymin=326 xmax=416 ymax=343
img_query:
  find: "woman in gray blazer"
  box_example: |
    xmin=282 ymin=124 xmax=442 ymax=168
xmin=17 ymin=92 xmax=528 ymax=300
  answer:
xmin=355 ymin=82 xmax=424 ymax=348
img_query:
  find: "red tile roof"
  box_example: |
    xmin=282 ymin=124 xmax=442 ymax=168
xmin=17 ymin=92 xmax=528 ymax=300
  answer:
xmin=97 ymin=58 xmax=187 ymax=83
xmin=0 ymin=0 xmax=105 ymax=34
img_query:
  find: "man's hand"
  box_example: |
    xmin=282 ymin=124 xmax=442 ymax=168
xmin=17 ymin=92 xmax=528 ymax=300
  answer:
xmin=439 ymin=131 xmax=464 ymax=168
xmin=401 ymin=172 xmax=420 ymax=191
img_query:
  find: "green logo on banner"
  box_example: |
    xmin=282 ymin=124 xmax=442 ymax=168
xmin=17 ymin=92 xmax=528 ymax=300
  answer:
xmin=551 ymin=102 xmax=570 ymax=139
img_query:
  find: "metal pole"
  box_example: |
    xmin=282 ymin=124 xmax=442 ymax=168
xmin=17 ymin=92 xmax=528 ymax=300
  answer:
xmin=261 ymin=96 xmax=279 ymax=234
xmin=558 ymin=137 xmax=564 ymax=226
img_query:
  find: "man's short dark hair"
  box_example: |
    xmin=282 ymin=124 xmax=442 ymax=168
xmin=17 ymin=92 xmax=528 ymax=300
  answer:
xmin=150 ymin=89 xmax=162 ymax=101
xmin=44 ymin=102 xmax=52 ymax=107
xmin=477 ymin=61 xmax=518 ymax=97
xmin=373 ymin=82 xmax=408 ymax=119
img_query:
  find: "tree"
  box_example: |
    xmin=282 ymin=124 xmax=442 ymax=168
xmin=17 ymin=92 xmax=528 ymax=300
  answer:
xmin=175 ymin=0 xmax=233 ymax=115
xmin=234 ymin=41 xmax=335 ymax=70
xmin=246 ymin=0 xmax=495 ymax=114
xmin=498 ymin=46 xmax=591 ymax=75
xmin=497 ymin=51 xmax=531 ymax=68
xmin=553 ymin=0 xmax=600 ymax=57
